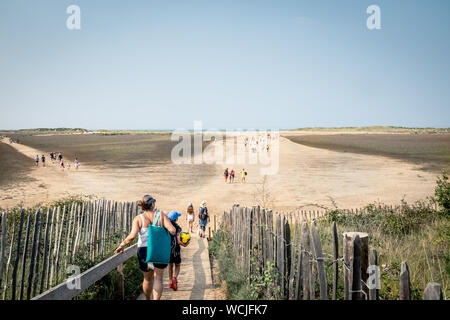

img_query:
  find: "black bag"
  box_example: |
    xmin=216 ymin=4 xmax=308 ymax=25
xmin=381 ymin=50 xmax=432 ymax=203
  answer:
xmin=199 ymin=207 xmax=208 ymax=220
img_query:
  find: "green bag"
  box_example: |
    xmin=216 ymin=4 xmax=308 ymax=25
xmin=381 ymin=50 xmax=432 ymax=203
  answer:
xmin=145 ymin=211 xmax=171 ymax=264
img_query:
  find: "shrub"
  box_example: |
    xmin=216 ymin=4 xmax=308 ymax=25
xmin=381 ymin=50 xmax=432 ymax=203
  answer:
xmin=380 ymin=200 xmax=436 ymax=237
xmin=209 ymin=229 xmax=254 ymax=299
xmin=433 ymin=171 xmax=450 ymax=217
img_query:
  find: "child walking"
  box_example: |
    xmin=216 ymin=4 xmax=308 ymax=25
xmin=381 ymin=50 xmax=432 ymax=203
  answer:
xmin=167 ymin=211 xmax=188 ymax=291
xmin=186 ymin=203 xmax=195 ymax=233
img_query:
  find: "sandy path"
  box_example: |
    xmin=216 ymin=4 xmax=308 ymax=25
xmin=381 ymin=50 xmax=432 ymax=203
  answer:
xmin=0 ymin=136 xmax=437 ymax=215
xmin=136 ymin=235 xmax=215 ymax=300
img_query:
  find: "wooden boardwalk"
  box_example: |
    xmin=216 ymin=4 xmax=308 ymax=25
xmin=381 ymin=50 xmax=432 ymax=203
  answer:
xmin=137 ymin=234 xmax=216 ymax=300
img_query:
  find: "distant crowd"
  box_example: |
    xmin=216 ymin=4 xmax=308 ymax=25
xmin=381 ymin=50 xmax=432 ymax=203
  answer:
xmin=242 ymin=132 xmax=274 ymax=153
xmin=1 ymin=135 xmax=19 ymax=144
xmin=34 ymin=152 xmax=80 ymax=171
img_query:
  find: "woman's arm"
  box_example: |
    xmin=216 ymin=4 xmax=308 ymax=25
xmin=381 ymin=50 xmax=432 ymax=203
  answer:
xmin=114 ymin=217 xmax=139 ymax=253
xmin=162 ymin=214 xmax=176 ymax=235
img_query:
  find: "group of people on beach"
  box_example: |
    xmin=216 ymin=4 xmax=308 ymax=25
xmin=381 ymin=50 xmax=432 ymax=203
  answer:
xmin=34 ymin=152 xmax=79 ymax=171
xmin=114 ymin=196 xmax=210 ymax=300
xmin=4 ymin=136 xmax=19 ymax=144
xmin=223 ymin=168 xmax=247 ymax=183
xmin=243 ymin=133 xmax=272 ymax=153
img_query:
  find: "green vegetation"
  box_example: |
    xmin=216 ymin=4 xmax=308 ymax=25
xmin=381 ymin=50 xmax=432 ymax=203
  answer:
xmin=285 ymin=133 xmax=450 ymax=172
xmin=433 ymin=171 xmax=450 ymax=217
xmin=95 ymin=130 xmax=172 ymax=136
xmin=209 ymin=229 xmax=254 ymax=299
xmin=209 ymin=229 xmax=282 ymax=300
xmin=287 ymin=126 xmax=450 ymax=134
xmin=1 ymin=128 xmax=89 ymax=135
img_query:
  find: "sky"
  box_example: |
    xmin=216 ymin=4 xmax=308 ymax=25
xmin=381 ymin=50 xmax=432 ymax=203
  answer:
xmin=0 ymin=0 xmax=449 ymax=130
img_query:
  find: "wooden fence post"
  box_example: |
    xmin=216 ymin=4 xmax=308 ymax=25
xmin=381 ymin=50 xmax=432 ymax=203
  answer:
xmin=54 ymin=206 xmax=66 ymax=283
xmin=11 ymin=209 xmax=25 ymax=300
xmin=343 ymin=232 xmax=368 ymax=299
xmin=310 ymin=220 xmax=328 ymax=300
xmin=423 ymin=282 xmax=443 ymax=300
xmin=300 ymin=221 xmax=311 ymax=300
xmin=49 ymin=206 xmax=61 ymax=287
xmin=283 ymin=216 xmax=291 ymax=299
xmin=40 ymin=208 xmax=52 ymax=294
xmin=275 ymin=214 xmax=282 ymax=298
xmin=350 ymin=235 xmax=362 ymax=300
xmin=27 ymin=209 xmax=40 ymax=300
xmin=368 ymin=248 xmax=379 ymax=300
xmin=32 ymin=210 xmax=44 ymax=297
xmin=19 ymin=213 xmax=32 ymax=300
xmin=117 ymin=263 xmax=124 ymax=300
xmin=288 ymin=220 xmax=298 ymax=300
xmin=0 ymin=212 xmax=6 ymax=294
xmin=294 ymin=221 xmax=302 ymax=300
xmin=2 ymin=218 xmax=16 ymax=299
xmin=399 ymin=261 xmax=411 ymax=300
xmin=331 ymin=222 xmax=338 ymax=300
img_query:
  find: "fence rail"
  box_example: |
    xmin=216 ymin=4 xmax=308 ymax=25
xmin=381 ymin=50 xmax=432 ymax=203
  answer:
xmin=220 ymin=204 xmax=443 ymax=300
xmin=32 ymin=244 xmax=137 ymax=300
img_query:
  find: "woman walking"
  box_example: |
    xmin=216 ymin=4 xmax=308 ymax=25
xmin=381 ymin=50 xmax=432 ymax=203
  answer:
xmin=223 ymin=168 xmax=229 ymax=183
xmin=186 ymin=203 xmax=195 ymax=233
xmin=114 ymin=195 xmax=176 ymax=300
xmin=198 ymin=200 xmax=210 ymax=238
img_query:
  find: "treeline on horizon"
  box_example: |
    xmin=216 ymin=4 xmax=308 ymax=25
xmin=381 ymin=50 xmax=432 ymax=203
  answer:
xmin=1 ymin=126 xmax=449 ymax=135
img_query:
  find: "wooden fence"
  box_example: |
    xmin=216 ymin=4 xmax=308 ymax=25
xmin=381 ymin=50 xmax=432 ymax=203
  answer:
xmin=0 ymin=200 xmax=139 ymax=300
xmin=220 ymin=205 xmax=443 ymax=300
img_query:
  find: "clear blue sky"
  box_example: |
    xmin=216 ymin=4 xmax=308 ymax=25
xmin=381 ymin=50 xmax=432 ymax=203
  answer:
xmin=0 ymin=0 xmax=449 ymax=130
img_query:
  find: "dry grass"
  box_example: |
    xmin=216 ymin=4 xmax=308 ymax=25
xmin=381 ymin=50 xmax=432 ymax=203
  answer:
xmin=285 ymin=133 xmax=450 ymax=173
xmin=0 ymin=142 xmax=35 ymax=187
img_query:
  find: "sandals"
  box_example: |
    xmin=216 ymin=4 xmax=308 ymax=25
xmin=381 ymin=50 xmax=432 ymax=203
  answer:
xmin=171 ymin=277 xmax=178 ymax=291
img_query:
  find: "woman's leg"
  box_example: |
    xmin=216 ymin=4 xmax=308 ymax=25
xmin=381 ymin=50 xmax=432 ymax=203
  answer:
xmin=152 ymin=268 xmax=165 ymax=300
xmin=142 ymin=269 xmax=154 ymax=300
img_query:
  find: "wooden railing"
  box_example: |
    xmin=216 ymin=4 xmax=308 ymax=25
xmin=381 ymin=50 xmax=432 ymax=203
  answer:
xmin=32 ymin=244 xmax=137 ymax=300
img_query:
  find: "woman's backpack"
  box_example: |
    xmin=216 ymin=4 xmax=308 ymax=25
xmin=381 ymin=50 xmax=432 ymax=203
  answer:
xmin=145 ymin=211 xmax=171 ymax=264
